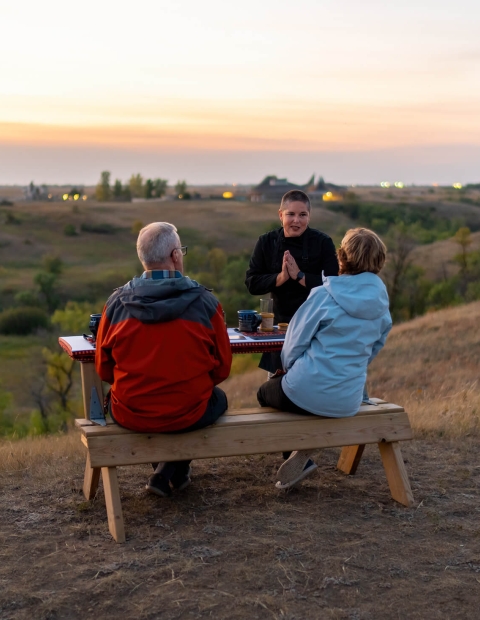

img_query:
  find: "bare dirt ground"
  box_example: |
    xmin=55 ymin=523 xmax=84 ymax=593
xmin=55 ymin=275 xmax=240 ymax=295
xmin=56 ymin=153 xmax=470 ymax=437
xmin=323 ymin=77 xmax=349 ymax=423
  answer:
xmin=1 ymin=435 xmax=480 ymax=620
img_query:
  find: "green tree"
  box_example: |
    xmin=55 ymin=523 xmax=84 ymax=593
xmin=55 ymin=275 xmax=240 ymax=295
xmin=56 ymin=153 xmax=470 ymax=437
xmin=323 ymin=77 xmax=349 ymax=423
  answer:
xmin=207 ymin=248 xmax=227 ymax=282
xmin=52 ymin=301 xmax=98 ymax=334
xmin=113 ymin=179 xmax=123 ymax=200
xmin=175 ymin=180 xmax=188 ymax=198
xmin=383 ymin=224 xmax=416 ymax=318
xmin=132 ymin=220 xmax=144 ymax=235
xmin=427 ymin=279 xmax=462 ymax=310
xmin=144 ymin=179 xmax=154 ymax=199
xmin=34 ymin=272 xmax=60 ymax=313
xmin=453 ymin=227 xmax=472 ymax=278
xmin=95 ymin=171 xmax=111 ymax=202
xmin=153 ymin=178 xmax=168 ymax=198
xmin=42 ymin=348 xmax=75 ymax=412
xmin=42 ymin=255 xmax=63 ymax=276
xmin=14 ymin=290 xmax=42 ymax=307
xmin=129 ymin=174 xmax=144 ymax=198
xmin=0 ymin=387 xmax=13 ymax=436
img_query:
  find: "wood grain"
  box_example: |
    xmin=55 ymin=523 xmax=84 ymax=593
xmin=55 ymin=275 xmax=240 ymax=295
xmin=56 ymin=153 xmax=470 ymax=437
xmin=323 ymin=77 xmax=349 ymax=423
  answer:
xmin=85 ymin=411 xmax=413 ymax=468
xmin=337 ymin=445 xmax=366 ymax=475
xmin=101 ymin=467 xmax=125 ymax=543
xmin=378 ymin=441 xmax=415 ymax=507
xmin=82 ymin=452 xmax=101 ymax=500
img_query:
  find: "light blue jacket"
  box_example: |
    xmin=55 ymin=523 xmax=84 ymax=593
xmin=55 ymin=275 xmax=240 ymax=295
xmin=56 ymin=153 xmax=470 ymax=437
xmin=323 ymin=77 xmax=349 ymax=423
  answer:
xmin=281 ymin=272 xmax=392 ymax=417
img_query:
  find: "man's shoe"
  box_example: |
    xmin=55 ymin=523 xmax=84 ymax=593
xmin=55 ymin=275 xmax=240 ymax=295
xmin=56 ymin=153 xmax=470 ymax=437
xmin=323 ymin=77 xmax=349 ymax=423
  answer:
xmin=171 ymin=466 xmax=192 ymax=491
xmin=275 ymin=450 xmax=318 ymax=488
xmin=145 ymin=473 xmax=172 ymax=498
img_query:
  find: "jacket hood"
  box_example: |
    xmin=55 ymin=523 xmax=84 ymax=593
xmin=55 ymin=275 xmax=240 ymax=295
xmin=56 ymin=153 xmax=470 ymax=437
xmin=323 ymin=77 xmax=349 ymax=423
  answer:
xmin=119 ymin=276 xmax=202 ymax=323
xmin=322 ymin=272 xmax=390 ymax=320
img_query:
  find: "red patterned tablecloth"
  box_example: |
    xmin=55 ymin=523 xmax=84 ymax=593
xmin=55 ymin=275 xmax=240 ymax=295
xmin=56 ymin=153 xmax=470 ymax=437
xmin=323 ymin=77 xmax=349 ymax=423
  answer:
xmin=59 ymin=329 xmax=285 ymax=362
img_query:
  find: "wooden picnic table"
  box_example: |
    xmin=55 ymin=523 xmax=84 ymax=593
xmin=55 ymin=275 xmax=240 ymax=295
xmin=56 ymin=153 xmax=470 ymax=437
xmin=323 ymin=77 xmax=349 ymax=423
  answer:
xmin=58 ymin=328 xmax=286 ymax=418
xmin=59 ymin=330 xmax=414 ymax=543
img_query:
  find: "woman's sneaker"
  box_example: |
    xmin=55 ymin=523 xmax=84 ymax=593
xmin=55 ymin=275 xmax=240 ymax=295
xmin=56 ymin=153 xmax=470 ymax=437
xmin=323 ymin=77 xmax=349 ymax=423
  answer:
xmin=275 ymin=450 xmax=318 ymax=489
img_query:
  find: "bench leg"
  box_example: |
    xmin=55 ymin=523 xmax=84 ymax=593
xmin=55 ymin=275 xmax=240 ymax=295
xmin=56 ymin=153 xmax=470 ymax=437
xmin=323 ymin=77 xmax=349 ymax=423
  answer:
xmin=83 ymin=452 xmax=101 ymax=500
xmin=378 ymin=441 xmax=414 ymax=507
xmin=101 ymin=466 xmax=126 ymax=543
xmin=337 ymin=445 xmax=365 ymax=475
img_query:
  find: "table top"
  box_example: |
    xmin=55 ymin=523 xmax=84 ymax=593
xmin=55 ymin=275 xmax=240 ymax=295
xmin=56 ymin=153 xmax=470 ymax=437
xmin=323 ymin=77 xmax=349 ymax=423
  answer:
xmin=58 ymin=328 xmax=285 ymax=362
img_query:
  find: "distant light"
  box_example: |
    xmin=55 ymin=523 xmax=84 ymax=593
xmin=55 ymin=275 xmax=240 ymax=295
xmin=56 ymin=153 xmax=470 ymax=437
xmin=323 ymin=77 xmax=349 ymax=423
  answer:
xmin=223 ymin=191 xmax=234 ymax=199
xmin=62 ymin=193 xmax=69 ymax=201
xmin=323 ymin=191 xmax=338 ymax=202
xmin=380 ymin=182 xmax=391 ymax=188
xmin=394 ymin=182 xmax=404 ymax=188
xmin=452 ymin=183 xmax=463 ymax=189
xmin=432 ymin=183 xmax=439 ymax=187
xmin=232 ymin=183 xmax=237 ymax=187
xmin=82 ymin=195 xmax=87 ymax=201
xmin=73 ymin=194 xmax=80 ymax=200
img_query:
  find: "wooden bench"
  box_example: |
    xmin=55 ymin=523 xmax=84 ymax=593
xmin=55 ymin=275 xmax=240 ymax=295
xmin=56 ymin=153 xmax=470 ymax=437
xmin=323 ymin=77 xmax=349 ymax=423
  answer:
xmin=75 ymin=400 xmax=414 ymax=542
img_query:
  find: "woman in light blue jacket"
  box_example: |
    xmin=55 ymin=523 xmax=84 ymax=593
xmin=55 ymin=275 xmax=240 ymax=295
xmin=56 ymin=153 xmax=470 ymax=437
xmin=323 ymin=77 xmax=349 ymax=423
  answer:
xmin=257 ymin=228 xmax=392 ymax=489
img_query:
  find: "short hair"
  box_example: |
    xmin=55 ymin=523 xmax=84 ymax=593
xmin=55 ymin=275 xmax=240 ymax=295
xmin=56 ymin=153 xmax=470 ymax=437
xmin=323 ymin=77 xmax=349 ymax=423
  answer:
xmin=280 ymin=190 xmax=311 ymax=212
xmin=338 ymin=228 xmax=387 ymax=275
xmin=136 ymin=222 xmax=179 ymax=267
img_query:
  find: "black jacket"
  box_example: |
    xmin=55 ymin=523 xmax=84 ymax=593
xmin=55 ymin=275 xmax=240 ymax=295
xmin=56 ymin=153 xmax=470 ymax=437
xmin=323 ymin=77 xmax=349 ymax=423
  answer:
xmin=245 ymin=227 xmax=339 ymax=323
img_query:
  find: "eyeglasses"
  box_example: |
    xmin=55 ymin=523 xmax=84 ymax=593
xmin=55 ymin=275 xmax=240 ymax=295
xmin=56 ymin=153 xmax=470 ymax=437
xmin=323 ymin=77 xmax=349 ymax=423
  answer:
xmin=172 ymin=246 xmax=188 ymax=256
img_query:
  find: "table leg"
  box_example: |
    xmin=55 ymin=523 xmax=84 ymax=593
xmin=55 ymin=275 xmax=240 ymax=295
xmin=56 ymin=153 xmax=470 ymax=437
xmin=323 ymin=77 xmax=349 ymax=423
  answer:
xmin=83 ymin=452 xmax=101 ymax=500
xmin=80 ymin=362 xmax=104 ymax=420
xmin=337 ymin=445 xmax=365 ymax=475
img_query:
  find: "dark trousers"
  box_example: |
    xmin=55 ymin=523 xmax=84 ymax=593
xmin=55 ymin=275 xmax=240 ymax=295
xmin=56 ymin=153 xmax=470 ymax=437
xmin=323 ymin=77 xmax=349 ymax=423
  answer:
xmin=154 ymin=386 xmax=228 ymax=481
xmin=257 ymin=375 xmax=316 ymax=460
xmin=257 ymin=375 xmax=315 ymax=415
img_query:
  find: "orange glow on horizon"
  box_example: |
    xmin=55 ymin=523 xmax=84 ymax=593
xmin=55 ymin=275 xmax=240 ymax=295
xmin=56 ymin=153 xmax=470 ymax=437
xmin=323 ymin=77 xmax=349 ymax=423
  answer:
xmin=2 ymin=96 xmax=479 ymax=154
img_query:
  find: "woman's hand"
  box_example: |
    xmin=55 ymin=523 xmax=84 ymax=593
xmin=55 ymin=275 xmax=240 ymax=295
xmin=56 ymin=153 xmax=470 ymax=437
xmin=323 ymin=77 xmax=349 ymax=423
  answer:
xmin=276 ymin=252 xmax=290 ymax=287
xmin=284 ymin=251 xmax=306 ymax=286
xmin=284 ymin=251 xmax=299 ymax=279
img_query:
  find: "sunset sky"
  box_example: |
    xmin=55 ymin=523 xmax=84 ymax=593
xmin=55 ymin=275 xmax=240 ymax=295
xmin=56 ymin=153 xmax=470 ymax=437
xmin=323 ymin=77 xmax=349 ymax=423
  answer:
xmin=1 ymin=0 xmax=479 ymax=185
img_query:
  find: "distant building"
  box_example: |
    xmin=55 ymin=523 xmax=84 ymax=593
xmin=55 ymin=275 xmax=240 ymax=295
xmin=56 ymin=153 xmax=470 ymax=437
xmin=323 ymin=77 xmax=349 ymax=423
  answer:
xmin=250 ymin=175 xmax=344 ymax=203
xmin=308 ymin=177 xmax=345 ymax=202
xmin=24 ymin=182 xmax=50 ymax=201
xmin=249 ymin=175 xmax=307 ymax=202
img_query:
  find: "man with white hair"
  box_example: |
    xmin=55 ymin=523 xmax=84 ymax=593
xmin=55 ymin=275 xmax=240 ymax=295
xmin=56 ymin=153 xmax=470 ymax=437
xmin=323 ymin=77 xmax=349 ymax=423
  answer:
xmin=95 ymin=222 xmax=232 ymax=497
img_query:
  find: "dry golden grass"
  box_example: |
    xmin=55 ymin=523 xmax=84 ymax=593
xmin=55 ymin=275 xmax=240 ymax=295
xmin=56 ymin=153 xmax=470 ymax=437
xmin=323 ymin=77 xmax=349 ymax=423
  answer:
xmin=411 ymin=230 xmax=480 ymax=279
xmin=0 ymin=432 xmax=83 ymax=476
xmin=368 ymin=301 xmax=480 ymax=437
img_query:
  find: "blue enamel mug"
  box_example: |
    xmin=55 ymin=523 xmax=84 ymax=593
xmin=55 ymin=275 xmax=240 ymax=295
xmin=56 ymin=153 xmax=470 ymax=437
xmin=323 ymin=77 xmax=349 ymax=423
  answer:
xmin=237 ymin=310 xmax=262 ymax=332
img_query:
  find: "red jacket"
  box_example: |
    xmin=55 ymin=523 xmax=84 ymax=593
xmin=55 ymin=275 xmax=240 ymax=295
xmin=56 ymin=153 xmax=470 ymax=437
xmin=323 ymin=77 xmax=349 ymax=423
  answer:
xmin=95 ymin=275 xmax=232 ymax=432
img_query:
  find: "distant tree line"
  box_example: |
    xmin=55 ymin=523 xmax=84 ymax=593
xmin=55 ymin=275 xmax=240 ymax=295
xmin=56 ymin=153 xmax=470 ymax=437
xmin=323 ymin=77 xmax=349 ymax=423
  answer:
xmin=95 ymin=171 xmax=192 ymax=202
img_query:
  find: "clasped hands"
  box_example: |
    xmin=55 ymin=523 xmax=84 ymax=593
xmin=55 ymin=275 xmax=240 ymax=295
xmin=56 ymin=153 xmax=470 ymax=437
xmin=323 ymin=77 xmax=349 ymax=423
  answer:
xmin=276 ymin=250 xmax=304 ymax=287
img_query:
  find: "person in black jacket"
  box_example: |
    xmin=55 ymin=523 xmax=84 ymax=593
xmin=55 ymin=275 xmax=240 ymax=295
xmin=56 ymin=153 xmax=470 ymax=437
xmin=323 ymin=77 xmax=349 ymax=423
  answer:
xmin=245 ymin=189 xmax=339 ymax=374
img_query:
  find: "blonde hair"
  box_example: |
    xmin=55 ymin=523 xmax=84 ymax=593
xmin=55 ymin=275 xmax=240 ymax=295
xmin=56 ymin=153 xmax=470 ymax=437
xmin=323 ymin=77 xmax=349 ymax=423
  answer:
xmin=337 ymin=228 xmax=386 ymax=275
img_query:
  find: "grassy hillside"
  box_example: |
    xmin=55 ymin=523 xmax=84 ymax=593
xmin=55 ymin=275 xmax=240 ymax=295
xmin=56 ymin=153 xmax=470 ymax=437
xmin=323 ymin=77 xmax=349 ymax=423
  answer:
xmin=0 ymin=197 xmax=352 ymax=312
